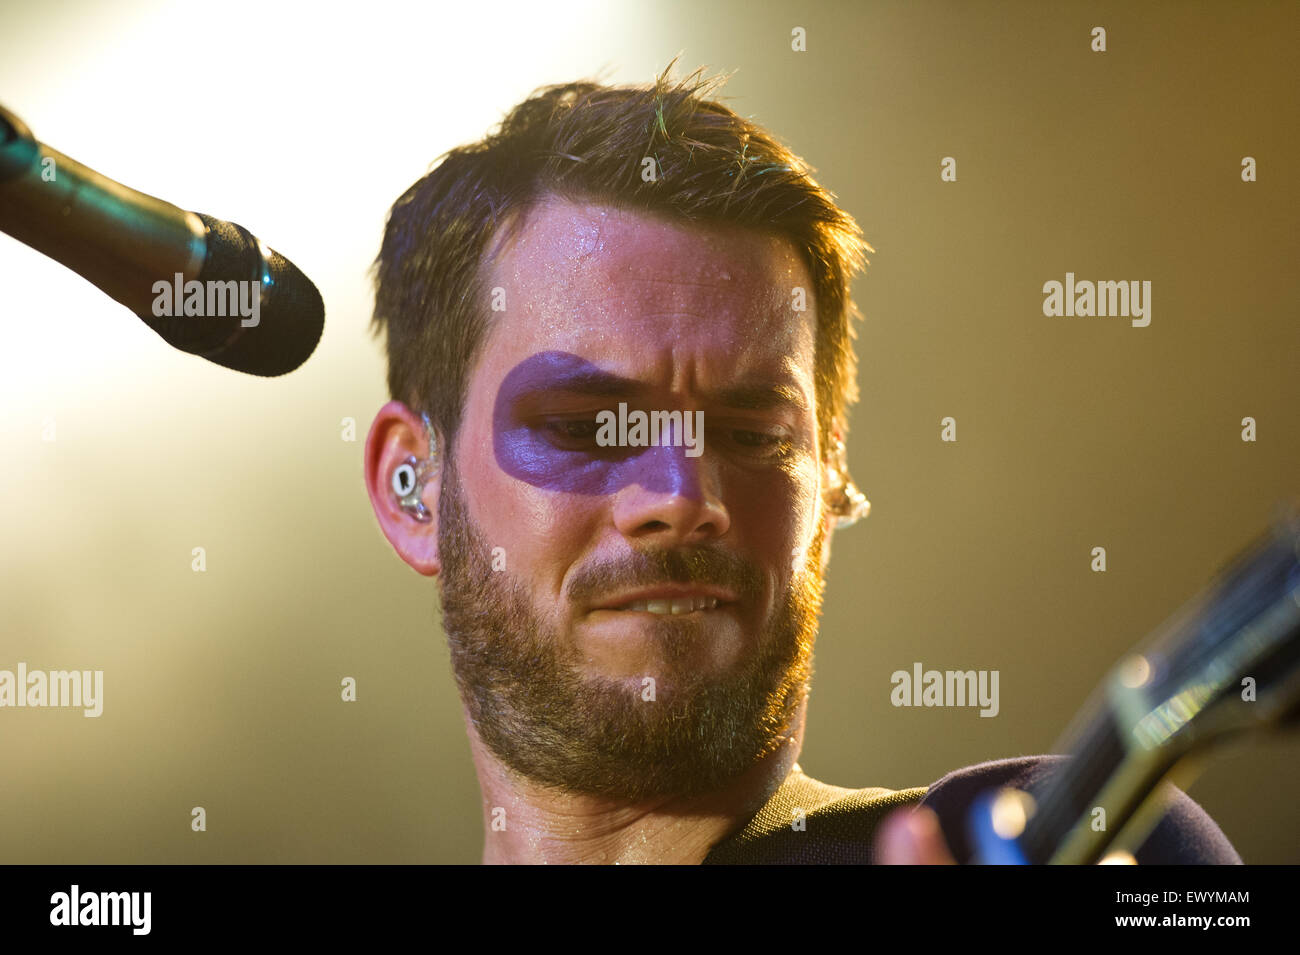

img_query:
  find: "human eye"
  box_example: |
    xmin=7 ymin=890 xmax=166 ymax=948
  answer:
xmin=538 ymin=415 xmax=604 ymax=450
xmin=715 ymin=424 xmax=794 ymax=460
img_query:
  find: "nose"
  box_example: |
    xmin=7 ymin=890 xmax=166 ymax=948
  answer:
xmin=610 ymin=441 xmax=731 ymax=544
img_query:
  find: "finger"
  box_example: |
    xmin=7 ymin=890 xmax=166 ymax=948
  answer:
xmin=876 ymin=806 xmax=957 ymax=864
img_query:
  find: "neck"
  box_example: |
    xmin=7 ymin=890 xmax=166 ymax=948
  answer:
xmin=467 ymin=699 xmax=806 ymax=865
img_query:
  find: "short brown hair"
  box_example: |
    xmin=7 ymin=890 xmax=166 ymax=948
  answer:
xmin=371 ymin=59 xmax=872 ymax=460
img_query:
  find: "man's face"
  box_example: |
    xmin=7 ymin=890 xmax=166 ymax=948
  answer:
xmin=436 ymin=195 xmax=833 ymax=801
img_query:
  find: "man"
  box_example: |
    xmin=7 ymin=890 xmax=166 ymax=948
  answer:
xmin=363 ymin=64 xmax=1240 ymax=864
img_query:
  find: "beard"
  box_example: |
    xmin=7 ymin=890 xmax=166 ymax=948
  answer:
xmin=435 ymin=452 xmax=828 ymax=802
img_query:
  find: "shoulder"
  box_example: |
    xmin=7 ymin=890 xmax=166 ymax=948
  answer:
xmin=917 ymin=754 xmax=1242 ymax=864
xmin=703 ymin=766 xmax=926 ymax=864
xmin=704 ymin=755 xmax=1242 ymax=865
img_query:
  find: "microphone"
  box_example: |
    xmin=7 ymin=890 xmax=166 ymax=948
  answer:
xmin=0 ymin=104 xmax=323 ymax=377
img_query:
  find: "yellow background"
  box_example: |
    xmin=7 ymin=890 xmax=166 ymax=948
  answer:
xmin=1 ymin=0 xmax=1296 ymax=863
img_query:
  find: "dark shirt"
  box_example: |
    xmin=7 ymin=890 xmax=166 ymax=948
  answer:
xmin=702 ymin=755 xmax=1242 ymax=864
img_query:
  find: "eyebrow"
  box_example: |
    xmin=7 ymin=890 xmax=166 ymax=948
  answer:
xmin=708 ymin=382 xmax=809 ymax=414
xmin=514 ymin=368 xmax=810 ymax=414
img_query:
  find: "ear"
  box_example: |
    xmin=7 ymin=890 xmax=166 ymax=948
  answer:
xmin=820 ymin=422 xmax=869 ymax=566
xmin=813 ymin=509 xmax=835 ymax=576
xmin=364 ymin=400 xmax=442 ymax=576
xmin=818 ymin=468 xmax=837 ymax=576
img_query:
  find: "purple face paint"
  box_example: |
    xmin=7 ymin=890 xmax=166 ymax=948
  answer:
xmin=492 ymin=351 xmax=705 ymax=500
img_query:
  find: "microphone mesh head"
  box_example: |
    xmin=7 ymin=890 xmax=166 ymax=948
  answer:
xmin=139 ymin=213 xmax=324 ymax=377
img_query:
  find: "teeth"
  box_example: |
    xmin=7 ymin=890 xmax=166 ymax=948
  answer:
xmin=614 ymin=597 xmax=720 ymax=614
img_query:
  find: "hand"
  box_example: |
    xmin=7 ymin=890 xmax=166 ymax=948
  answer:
xmin=875 ymin=806 xmax=958 ymax=864
xmin=876 ymin=804 xmax=1139 ymax=864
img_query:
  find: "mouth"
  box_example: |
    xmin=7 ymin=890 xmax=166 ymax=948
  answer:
xmin=608 ymin=595 xmax=723 ymax=615
xmin=590 ymin=586 xmax=736 ymax=616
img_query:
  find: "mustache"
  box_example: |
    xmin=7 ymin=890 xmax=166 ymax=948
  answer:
xmin=566 ymin=545 xmax=765 ymax=607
